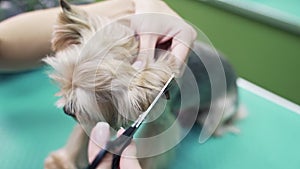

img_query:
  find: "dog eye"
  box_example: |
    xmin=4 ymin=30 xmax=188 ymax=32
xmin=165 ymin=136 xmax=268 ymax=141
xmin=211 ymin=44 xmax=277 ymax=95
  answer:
xmin=63 ymin=106 xmax=77 ymax=120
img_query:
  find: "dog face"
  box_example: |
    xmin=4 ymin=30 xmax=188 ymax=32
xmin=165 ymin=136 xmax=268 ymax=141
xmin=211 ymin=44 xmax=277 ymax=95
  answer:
xmin=44 ymin=0 xmax=179 ymax=129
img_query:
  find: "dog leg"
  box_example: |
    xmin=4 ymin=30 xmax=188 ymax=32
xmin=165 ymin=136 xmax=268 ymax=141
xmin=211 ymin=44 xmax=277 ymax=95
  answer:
xmin=45 ymin=124 xmax=89 ymax=169
xmin=136 ymin=108 xmax=180 ymax=169
xmin=213 ymin=104 xmax=248 ymax=136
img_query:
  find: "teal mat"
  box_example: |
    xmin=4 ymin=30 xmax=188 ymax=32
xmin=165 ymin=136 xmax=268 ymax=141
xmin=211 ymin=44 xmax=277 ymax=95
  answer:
xmin=249 ymin=0 xmax=300 ymax=18
xmin=0 ymin=68 xmax=75 ymax=168
xmin=1 ymin=67 xmax=300 ymax=169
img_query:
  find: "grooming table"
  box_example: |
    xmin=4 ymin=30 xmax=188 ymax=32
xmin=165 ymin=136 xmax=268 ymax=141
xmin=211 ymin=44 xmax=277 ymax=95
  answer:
xmin=1 ymin=67 xmax=299 ymax=169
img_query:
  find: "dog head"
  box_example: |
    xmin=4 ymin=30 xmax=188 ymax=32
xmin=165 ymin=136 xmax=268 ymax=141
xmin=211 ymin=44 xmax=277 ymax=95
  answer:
xmin=44 ymin=0 xmax=179 ymax=129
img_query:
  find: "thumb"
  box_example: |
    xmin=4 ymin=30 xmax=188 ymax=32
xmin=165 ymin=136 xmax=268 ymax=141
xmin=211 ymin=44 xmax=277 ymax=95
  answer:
xmin=170 ymin=39 xmax=191 ymax=77
xmin=88 ymin=122 xmax=110 ymax=162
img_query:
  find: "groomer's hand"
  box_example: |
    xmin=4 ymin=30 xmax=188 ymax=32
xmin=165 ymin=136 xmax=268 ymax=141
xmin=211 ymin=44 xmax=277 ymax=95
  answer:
xmin=88 ymin=122 xmax=142 ymax=169
xmin=132 ymin=0 xmax=197 ymax=73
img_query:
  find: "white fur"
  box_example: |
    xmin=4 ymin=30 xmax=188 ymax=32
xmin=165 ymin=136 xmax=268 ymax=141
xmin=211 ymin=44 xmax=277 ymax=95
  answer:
xmin=44 ymin=3 xmax=178 ymax=129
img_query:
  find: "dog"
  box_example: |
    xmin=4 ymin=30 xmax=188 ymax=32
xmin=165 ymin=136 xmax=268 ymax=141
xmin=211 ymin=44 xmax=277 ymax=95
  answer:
xmin=43 ymin=0 xmax=242 ymax=168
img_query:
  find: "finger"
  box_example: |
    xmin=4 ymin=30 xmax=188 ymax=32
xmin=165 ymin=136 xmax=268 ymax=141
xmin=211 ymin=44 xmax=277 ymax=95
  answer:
xmin=120 ymin=141 xmax=142 ymax=169
xmin=171 ymin=39 xmax=191 ymax=76
xmin=117 ymin=127 xmax=141 ymax=169
xmin=88 ymin=122 xmax=110 ymax=162
xmin=117 ymin=127 xmax=125 ymax=137
xmin=133 ymin=34 xmax=158 ymax=69
xmin=96 ymin=154 xmax=113 ymax=169
xmin=139 ymin=34 xmax=158 ymax=55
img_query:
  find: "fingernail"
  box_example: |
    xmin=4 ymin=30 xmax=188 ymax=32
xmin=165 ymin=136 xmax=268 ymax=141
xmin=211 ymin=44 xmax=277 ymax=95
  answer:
xmin=93 ymin=122 xmax=109 ymax=142
xmin=132 ymin=60 xmax=143 ymax=70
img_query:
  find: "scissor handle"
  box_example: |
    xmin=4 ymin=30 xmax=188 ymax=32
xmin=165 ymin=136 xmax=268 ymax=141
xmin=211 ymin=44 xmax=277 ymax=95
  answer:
xmin=87 ymin=126 xmax=137 ymax=169
xmin=109 ymin=126 xmax=136 ymax=152
xmin=110 ymin=126 xmax=136 ymax=169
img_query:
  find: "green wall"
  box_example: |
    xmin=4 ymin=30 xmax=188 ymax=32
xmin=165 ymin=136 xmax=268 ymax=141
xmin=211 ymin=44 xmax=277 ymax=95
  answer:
xmin=164 ymin=0 xmax=300 ymax=104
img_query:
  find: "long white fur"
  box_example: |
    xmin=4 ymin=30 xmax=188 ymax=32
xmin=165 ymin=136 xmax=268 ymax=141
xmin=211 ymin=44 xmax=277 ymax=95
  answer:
xmin=43 ymin=2 xmax=179 ymax=129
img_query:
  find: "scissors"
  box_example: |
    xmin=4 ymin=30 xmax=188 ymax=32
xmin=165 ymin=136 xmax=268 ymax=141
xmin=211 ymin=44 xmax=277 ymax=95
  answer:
xmin=87 ymin=74 xmax=175 ymax=169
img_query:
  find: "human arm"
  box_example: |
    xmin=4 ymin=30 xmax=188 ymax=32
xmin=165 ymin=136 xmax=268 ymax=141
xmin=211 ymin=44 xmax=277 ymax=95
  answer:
xmin=0 ymin=0 xmax=196 ymax=72
xmin=0 ymin=0 xmax=134 ymax=72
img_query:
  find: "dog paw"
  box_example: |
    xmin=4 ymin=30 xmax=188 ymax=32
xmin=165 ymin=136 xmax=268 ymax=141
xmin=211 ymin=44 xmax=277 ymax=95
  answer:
xmin=214 ymin=124 xmax=240 ymax=136
xmin=44 ymin=149 xmax=76 ymax=169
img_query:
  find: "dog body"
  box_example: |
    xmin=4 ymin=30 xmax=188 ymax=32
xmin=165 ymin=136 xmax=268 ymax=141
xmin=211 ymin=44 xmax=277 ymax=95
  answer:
xmin=44 ymin=1 xmax=241 ymax=169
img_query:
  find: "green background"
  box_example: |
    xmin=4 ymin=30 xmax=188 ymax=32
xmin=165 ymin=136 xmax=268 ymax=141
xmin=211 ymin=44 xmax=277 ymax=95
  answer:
xmin=164 ymin=0 xmax=300 ymax=105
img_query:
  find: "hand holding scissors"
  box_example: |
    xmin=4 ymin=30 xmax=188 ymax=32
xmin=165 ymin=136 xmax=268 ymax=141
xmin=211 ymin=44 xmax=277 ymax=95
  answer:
xmin=88 ymin=123 xmax=142 ymax=169
xmin=87 ymin=74 xmax=175 ymax=169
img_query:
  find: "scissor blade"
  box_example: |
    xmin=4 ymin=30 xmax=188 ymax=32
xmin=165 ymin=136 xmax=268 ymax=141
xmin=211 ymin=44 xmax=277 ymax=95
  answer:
xmin=135 ymin=74 xmax=175 ymax=127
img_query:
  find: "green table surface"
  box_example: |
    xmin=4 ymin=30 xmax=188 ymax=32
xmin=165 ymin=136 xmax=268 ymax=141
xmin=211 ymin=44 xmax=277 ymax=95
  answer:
xmin=241 ymin=0 xmax=300 ymax=18
xmin=1 ymin=67 xmax=300 ymax=169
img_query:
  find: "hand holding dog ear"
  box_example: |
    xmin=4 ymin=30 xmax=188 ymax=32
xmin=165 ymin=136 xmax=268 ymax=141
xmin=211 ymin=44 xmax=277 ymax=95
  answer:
xmin=132 ymin=0 xmax=197 ymax=72
xmin=88 ymin=122 xmax=142 ymax=169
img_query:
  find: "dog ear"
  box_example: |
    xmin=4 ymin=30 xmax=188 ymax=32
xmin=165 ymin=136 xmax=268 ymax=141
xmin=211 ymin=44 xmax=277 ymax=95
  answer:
xmin=60 ymin=0 xmax=71 ymax=11
xmin=52 ymin=0 xmax=91 ymax=51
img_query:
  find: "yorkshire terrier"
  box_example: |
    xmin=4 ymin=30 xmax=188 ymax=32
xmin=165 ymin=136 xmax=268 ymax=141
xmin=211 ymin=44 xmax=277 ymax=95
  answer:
xmin=43 ymin=0 xmax=243 ymax=169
